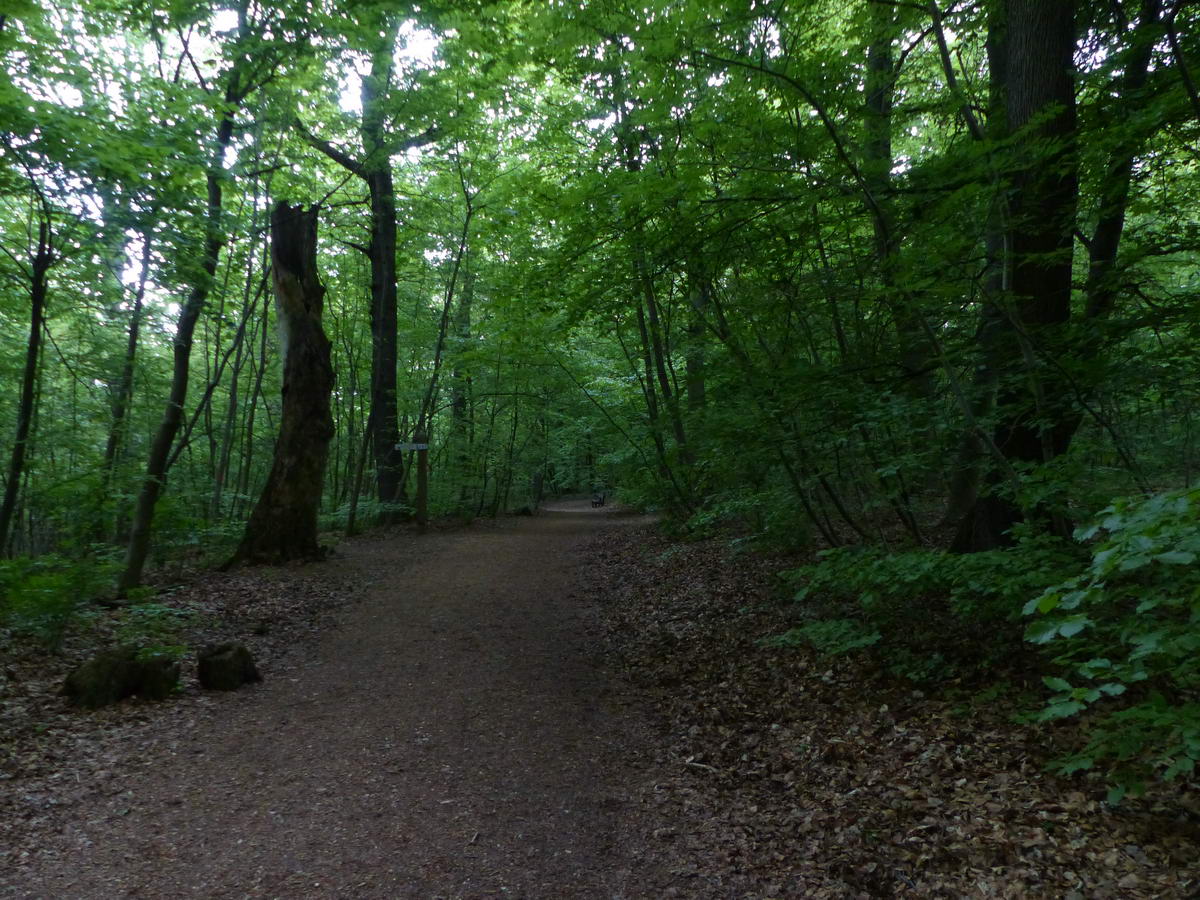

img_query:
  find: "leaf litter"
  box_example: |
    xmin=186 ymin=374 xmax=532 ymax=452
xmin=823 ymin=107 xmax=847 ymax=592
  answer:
xmin=1 ymin=513 xmax=1197 ymax=897
xmin=584 ymin=523 xmax=1200 ymax=898
xmin=0 ymin=550 xmax=358 ymax=876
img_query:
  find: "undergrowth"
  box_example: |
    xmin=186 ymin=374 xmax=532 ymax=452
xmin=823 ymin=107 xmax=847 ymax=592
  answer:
xmin=774 ymin=488 xmax=1200 ymax=800
xmin=0 ymin=554 xmax=116 ymax=651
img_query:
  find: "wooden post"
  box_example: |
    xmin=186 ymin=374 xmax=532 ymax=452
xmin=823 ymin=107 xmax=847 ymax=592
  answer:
xmin=415 ymin=431 xmax=429 ymax=532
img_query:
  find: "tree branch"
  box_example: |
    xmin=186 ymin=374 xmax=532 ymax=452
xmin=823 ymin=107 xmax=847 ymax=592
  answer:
xmin=693 ymin=49 xmax=891 ymax=249
xmin=928 ymin=0 xmax=986 ymax=141
xmin=293 ymin=117 xmax=366 ymax=178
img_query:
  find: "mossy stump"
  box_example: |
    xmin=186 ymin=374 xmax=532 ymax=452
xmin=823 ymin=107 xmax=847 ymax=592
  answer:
xmin=61 ymin=647 xmax=180 ymax=709
xmin=198 ymin=642 xmax=261 ymax=691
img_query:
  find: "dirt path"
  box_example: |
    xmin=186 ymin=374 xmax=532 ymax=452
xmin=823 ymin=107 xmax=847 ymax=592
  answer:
xmin=6 ymin=502 xmax=666 ymax=899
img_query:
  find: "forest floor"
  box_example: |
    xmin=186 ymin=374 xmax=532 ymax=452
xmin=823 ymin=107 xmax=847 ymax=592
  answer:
xmin=2 ymin=500 xmax=1198 ymax=898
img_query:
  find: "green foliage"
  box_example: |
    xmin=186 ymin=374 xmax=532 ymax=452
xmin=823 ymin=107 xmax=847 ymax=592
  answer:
xmin=789 ymin=533 xmax=1078 ymax=625
xmin=150 ymin=496 xmax=244 ymax=569
xmin=0 ymin=554 xmax=115 ymax=650
xmin=779 ymin=533 xmax=1080 ymax=679
xmin=765 ymin=618 xmax=881 ymax=655
xmin=1024 ymin=488 xmax=1200 ymax=795
xmin=686 ymin=483 xmax=812 ymax=551
xmin=115 ymin=601 xmax=196 ymax=661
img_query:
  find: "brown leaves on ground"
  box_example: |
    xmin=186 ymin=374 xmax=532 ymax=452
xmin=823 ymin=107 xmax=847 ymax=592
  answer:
xmin=586 ymin=524 xmax=1200 ymax=899
xmin=0 ymin=557 xmax=355 ymax=872
xmin=3 ymin=517 xmax=1198 ymax=898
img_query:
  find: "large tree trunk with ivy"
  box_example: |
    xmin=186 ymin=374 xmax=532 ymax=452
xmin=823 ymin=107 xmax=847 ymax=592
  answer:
xmin=226 ymin=203 xmax=333 ymax=567
xmin=952 ymin=0 xmax=1079 ymax=551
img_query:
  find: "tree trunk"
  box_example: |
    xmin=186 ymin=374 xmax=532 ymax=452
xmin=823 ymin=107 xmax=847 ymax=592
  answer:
xmin=213 ymin=202 xmax=270 ymax=520
xmin=450 ymin=263 xmax=475 ymax=511
xmin=1081 ymin=0 xmax=1161 ymax=323
xmin=102 ymin=233 xmax=150 ymax=490
xmin=0 ymin=220 xmax=52 ymax=556
xmin=296 ymin=21 xmax=436 ymax=519
xmin=866 ymin=0 xmax=934 ymax=403
xmin=226 ymin=203 xmax=334 ymax=566
xmin=952 ymin=0 xmax=1078 ymax=551
xmin=636 ymin=241 xmax=689 ymax=458
xmin=941 ymin=3 xmax=1008 ymax=527
xmin=344 ymin=406 xmax=374 ymax=537
xmin=366 ymin=160 xmax=405 ymax=513
xmin=118 ymin=81 xmax=243 ymax=593
xmin=685 ymin=313 xmax=706 ymax=413
xmin=234 ymin=272 xmax=273 ymax=520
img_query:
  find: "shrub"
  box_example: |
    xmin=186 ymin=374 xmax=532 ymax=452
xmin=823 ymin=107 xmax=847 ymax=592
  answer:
xmin=765 ymin=618 xmax=881 ymax=655
xmin=777 ymin=533 xmax=1079 ymax=679
xmin=115 ymin=602 xmax=197 ymax=661
xmin=1024 ymin=488 xmax=1200 ymax=800
xmin=0 ymin=554 xmax=116 ymax=651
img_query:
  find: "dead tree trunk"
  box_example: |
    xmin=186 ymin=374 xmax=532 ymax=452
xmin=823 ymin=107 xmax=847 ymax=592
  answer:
xmin=225 ymin=203 xmax=334 ymax=567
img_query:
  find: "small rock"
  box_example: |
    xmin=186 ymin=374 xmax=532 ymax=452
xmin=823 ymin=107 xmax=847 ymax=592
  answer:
xmin=198 ymin=642 xmax=261 ymax=691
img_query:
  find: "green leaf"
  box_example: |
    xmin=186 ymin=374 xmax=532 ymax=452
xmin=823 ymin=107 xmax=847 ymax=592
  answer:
xmin=1042 ymin=676 xmax=1072 ymax=692
xmin=1025 ymin=619 xmax=1061 ymax=644
xmin=1024 ymin=591 xmax=1054 ymax=616
xmin=1057 ymin=756 xmax=1094 ymax=775
xmin=1154 ymin=550 xmax=1195 ymax=565
xmin=1058 ymin=615 xmax=1091 ymax=638
xmin=1059 ymin=589 xmax=1089 ymax=610
xmin=1118 ymin=553 xmax=1151 ymax=572
xmin=1040 ymin=699 xmax=1087 ymax=720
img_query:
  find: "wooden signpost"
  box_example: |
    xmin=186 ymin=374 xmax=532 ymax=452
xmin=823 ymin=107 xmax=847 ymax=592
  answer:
xmin=396 ymin=437 xmax=429 ymax=531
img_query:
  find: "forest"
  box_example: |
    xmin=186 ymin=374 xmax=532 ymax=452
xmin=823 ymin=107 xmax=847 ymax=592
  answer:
xmin=2 ymin=0 xmax=1200 ymax=881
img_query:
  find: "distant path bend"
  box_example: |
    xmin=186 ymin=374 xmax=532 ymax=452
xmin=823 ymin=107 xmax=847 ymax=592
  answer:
xmin=9 ymin=501 xmax=664 ymax=899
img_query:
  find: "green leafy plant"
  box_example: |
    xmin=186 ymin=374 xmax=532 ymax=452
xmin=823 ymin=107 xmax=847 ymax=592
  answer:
xmin=765 ymin=618 xmax=881 ymax=655
xmin=115 ymin=602 xmax=198 ymax=661
xmin=0 ymin=554 xmax=115 ymax=651
xmin=776 ymin=534 xmax=1079 ymax=679
xmin=1025 ymin=488 xmax=1200 ymax=799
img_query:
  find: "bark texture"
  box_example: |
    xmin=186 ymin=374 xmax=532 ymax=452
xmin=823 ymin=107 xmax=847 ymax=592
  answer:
xmin=952 ymin=0 xmax=1078 ymax=551
xmin=226 ymin=203 xmax=334 ymax=567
